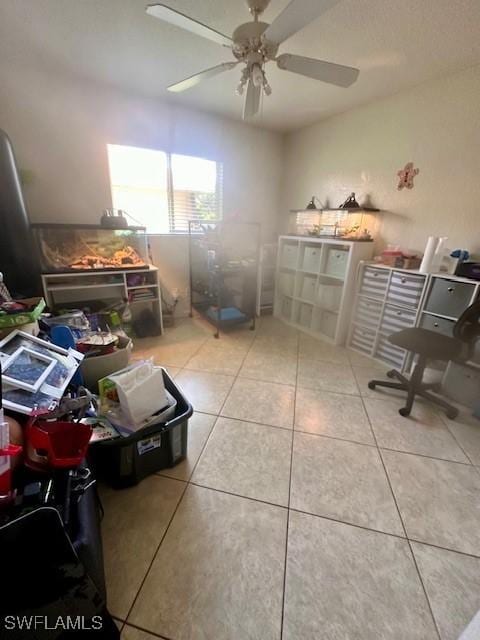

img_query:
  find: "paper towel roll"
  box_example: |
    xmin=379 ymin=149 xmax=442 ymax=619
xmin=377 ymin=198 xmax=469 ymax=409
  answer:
xmin=430 ymin=236 xmax=449 ymax=273
xmin=419 ymin=236 xmax=438 ymax=273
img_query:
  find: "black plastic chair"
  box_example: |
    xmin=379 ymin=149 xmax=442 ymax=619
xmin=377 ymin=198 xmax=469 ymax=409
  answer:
xmin=368 ymin=300 xmax=480 ymax=419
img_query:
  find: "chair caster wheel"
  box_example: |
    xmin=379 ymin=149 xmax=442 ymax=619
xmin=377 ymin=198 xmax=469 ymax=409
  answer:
xmin=446 ymin=409 xmax=458 ymax=420
xmin=399 ymin=407 xmax=411 ymax=417
xmin=386 ymin=370 xmax=396 ymax=379
xmin=368 ymin=382 xmax=376 ymax=390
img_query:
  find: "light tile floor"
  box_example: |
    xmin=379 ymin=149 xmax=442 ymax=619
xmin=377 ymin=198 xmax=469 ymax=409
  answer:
xmin=103 ymin=316 xmax=480 ymax=640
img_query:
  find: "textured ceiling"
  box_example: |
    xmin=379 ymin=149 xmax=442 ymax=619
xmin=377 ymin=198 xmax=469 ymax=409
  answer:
xmin=1 ymin=0 xmax=480 ymax=131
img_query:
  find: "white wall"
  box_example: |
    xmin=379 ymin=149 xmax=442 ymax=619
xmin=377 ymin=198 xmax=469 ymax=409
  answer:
xmin=283 ymin=64 xmax=480 ymax=257
xmin=0 ymin=63 xmax=284 ymax=314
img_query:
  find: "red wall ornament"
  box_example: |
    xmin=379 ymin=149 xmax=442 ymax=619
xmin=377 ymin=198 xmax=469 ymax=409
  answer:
xmin=397 ymin=162 xmax=419 ymax=190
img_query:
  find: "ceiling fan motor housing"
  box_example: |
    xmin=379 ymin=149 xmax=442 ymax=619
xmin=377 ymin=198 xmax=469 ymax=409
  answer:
xmin=232 ymin=22 xmax=278 ymax=62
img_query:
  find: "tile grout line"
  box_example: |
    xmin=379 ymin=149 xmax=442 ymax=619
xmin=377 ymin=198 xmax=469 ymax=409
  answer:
xmin=178 ymin=406 xmax=475 ymax=466
xmin=121 ymin=406 xmax=222 ymax=635
xmin=441 ymin=415 xmax=480 ymax=475
xmin=121 ymin=319 xmax=262 ymax=635
xmin=121 ymin=475 xmax=190 ymax=632
xmin=351 ymin=355 xmax=442 ymax=640
xmin=279 ymin=327 xmax=299 ymax=640
xmin=130 ymin=326 xmax=475 ymax=639
xmin=122 ymin=621 xmax=171 ymax=640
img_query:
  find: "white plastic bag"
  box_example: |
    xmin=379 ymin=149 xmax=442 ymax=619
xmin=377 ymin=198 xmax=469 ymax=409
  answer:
xmin=109 ymin=360 xmax=168 ymax=425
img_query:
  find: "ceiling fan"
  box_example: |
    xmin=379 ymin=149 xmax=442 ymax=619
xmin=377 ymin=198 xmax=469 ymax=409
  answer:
xmin=146 ymin=0 xmax=359 ymax=120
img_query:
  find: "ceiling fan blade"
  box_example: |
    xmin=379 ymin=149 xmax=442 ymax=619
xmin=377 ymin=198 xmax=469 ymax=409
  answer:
xmin=168 ymin=62 xmax=238 ymax=92
xmin=146 ymin=4 xmax=232 ymax=47
xmin=263 ymin=0 xmax=339 ymax=45
xmin=277 ymin=54 xmax=359 ymax=87
xmin=243 ymin=78 xmax=261 ymax=120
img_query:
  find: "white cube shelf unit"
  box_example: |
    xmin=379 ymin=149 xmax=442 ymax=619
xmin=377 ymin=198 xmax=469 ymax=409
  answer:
xmin=41 ymin=265 xmax=163 ymax=332
xmin=274 ymin=236 xmax=374 ymax=344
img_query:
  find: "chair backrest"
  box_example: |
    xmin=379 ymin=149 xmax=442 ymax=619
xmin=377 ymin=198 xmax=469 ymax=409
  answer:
xmin=454 ymin=300 xmax=480 ymax=347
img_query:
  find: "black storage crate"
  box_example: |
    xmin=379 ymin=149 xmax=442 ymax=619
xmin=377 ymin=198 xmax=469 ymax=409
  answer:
xmin=90 ymin=369 xmax=193 ymax=488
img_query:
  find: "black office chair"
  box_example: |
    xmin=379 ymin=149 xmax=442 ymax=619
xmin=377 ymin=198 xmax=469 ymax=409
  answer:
xmin=368 ymin=300 xmax=480 ymax=419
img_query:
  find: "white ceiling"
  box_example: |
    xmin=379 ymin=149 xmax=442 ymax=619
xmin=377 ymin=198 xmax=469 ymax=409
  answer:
xmin=2 ymin=0 xmax=480 ymax=131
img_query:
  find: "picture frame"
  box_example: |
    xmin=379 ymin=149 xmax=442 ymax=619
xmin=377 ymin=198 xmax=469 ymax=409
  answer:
xmin=0 ymin=330 xmax=84 ymax=411
xmin=2 ymin=347 xmax=57 ymax=393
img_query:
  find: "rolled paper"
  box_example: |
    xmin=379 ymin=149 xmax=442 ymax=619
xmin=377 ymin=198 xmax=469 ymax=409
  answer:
xmin=419 ymin=236 xmax=439 ymax=274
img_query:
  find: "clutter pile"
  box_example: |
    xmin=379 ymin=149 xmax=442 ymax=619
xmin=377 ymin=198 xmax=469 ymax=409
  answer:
xmin=0 ymin=272 xmax=193 ymax=521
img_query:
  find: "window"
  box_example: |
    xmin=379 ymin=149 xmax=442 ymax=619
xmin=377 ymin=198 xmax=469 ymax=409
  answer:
xmin=107 ymin=144 xmax=223 ymax=234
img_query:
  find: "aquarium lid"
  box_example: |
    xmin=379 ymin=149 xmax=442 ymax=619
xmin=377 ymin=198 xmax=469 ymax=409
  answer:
xmin=30 ymin=223 xmax=147 ymax=231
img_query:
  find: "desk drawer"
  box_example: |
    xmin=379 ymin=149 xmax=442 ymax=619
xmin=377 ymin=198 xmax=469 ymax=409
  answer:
xmin=358 ymin=267 xmax=389 ymax=299
xmin=387 ymin=271 xmax=425 ymax=308
xmin=420 ymin=314 xmax=455 ymax=337
xmin=380 ymin=304 xmax=417 ymax=336
xmin=425 ymin=278 xmax=475 ymax=318
xmin=354 ymin=297 xmax=383 ymax=329
xmin=350 ymin=325 xmax=376 ymax=356
xmin=375 ymin=335 xmax=406 ymax=369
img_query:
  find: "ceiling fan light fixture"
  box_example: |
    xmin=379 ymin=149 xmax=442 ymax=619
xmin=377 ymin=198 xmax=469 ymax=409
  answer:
xmin=251 ymin=64 xmax=264 ymax=88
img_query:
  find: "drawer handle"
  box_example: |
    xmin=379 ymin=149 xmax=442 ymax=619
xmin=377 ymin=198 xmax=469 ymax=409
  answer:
xmin=401 ymin=278 xmax=407 ymax=284
xmin=373 ymin=273 xmax=378 ymax=277
xmin=447 ymin=287 xmax=455 ymax=293
xmin=434 ymin=322 xmax=439 ymax=327
xmin=396 ymin=311 xmax=402 ymax=316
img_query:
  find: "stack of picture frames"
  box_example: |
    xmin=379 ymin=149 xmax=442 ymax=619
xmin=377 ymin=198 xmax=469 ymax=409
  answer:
xmin=0 ymin=331 xmax=84 ymax=414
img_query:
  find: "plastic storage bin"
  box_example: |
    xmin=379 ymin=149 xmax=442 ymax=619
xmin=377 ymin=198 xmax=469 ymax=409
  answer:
xmin=281 ymin=242 xmax=298 ymax=269
xmin=302 ymin=246 xmax=321 ymax=273
xmin=325 ymin=247 xmax=349 ymax=279
xmin=279 ymin=272 xmax=295 ymax=296
xmin=301 ymin=275 xmax=317 ymax=302
xmin=89 ymin=369 xmax=193 ymax=488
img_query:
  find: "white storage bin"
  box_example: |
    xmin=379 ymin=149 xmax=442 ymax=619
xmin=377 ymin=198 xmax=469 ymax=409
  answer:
xmin=281 ymin=296 xmax=293 ymax=320
xmin=301 ymin=275 xmax=317 ymax=302
xmin=302 ymin=245 xmax=321 ymax=273
xmin=281 ymin=243 xmax=298 ymax=269
xmin=325 ymin=247 xmax=349 ymax=279
xmin=320 ymin=310 xmax=338 ymax=339
xmin=279 ymin=272 xmax=295 ymax=296
xmin=299 ymin=303 xmax=313 ymax=328
xmin=317 ymin=283 xmax=343 ymax=311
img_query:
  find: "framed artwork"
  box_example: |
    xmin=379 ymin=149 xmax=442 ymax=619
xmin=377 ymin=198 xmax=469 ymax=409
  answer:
xmin=2 ymin=347 xmax=57 ymax=392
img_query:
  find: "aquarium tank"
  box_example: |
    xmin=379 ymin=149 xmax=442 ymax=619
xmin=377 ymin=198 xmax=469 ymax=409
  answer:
xmin=31 ymin=224 xmax=149 ymax=273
